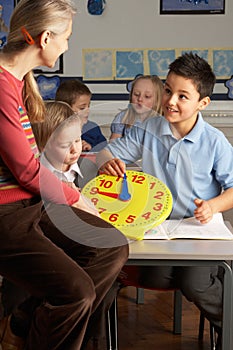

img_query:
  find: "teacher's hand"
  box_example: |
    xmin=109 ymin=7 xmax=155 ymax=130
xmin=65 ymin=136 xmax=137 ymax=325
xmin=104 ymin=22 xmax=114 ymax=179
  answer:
xmin=72 ymin=194 xmax=100 ymax=217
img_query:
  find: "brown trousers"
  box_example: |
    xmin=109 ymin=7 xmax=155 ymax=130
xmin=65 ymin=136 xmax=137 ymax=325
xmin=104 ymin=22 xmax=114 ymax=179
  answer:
xmin=0 ymin=198 xmax=128 ymax=350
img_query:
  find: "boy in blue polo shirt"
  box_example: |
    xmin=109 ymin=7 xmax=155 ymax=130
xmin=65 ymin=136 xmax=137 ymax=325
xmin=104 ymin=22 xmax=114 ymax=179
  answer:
xmin=97 ymin=52 xmax=233 ymax=342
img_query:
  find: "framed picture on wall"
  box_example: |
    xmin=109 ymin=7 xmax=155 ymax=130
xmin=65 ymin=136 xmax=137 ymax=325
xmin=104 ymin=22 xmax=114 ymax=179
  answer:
xmin=160 ymin=0 xmax=225 ymax=15
xmin=33 ymin=57 xmax=64 ymax=75
xmin=0 ymin=0 xmax=15 ymax=48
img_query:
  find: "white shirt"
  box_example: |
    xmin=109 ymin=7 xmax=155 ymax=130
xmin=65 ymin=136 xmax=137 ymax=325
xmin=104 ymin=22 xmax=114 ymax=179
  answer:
xmin=40 ymin=153 xmax=83 ymax=183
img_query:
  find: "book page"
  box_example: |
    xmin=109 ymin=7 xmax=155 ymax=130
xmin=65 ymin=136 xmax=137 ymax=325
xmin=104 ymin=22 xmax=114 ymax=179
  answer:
xmin=144 ymin=224 xmax=169 ymax=240
xmin=144 ymin=213 xmax=233 ymax=240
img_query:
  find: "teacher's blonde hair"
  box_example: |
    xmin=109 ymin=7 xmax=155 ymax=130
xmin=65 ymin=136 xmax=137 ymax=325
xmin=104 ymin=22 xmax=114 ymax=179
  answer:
xmin=3 ymin=0 xmax=77 ymax=123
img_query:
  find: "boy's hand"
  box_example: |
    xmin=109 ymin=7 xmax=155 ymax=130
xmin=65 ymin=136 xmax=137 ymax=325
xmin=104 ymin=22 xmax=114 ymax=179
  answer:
xmin=194 ymin=198 xmax=213 ymax=224
xmin=99 ymin=158 xmax=126 ymax=177
xmin=82 ymin=140 xmax=92 ymax=151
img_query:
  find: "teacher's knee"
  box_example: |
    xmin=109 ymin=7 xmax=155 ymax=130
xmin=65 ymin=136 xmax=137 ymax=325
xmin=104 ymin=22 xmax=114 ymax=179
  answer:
xmin=52 ymin=274 xmax=96 ymax=307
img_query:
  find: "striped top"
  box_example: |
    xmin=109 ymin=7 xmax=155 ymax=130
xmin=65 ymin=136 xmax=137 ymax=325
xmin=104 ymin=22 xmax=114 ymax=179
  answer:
xmin=0 ymin=104 xmax=39 ymax=191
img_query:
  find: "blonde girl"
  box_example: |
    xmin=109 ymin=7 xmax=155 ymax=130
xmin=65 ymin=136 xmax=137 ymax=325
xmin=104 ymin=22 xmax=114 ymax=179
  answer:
xmin=110 ymin=75 xmax=163 ymax=140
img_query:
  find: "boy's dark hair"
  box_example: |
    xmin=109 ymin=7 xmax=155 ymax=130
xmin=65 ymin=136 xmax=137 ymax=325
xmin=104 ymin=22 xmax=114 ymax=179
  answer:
xmin=55 ymin=79 xmax=91 ymax=106
xmin=168 ymin=52 xmax=216 ymax=100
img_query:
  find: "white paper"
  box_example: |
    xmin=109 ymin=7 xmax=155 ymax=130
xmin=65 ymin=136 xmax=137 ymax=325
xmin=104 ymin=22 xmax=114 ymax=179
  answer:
xmin=144 ymin=213 xmax=233 ymax=240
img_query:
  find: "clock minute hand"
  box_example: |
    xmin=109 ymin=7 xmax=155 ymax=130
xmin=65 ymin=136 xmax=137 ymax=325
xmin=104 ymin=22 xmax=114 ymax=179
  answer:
xmin=97 ymin=190 xmax=119 ymax=199
xmin=119 ymin=173 xmax=131 ymax=201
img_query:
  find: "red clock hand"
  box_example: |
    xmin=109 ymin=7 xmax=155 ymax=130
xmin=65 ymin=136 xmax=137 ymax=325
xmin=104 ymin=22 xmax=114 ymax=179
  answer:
xmin=97 ymin=190 xmax=119 ymax=199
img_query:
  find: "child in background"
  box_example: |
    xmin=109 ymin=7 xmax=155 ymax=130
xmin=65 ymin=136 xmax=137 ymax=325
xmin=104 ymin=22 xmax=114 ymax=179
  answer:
xmin=109 ymin=75 xmax=163 ymax=141
xmin=55 ymin=79 xmax=107 ymax=151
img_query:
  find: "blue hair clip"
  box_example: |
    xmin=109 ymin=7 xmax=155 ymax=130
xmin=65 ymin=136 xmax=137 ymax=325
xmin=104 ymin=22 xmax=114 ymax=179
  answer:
xmin=126 ymin=74 xmax=143 ymax=93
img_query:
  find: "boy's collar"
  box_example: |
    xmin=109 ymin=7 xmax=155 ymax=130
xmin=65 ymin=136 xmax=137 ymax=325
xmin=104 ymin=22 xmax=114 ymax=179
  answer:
xmin=160 ymin=112 xmax=205 ymax=143
xmin=182 ymin=112 xmax=205 ymax=143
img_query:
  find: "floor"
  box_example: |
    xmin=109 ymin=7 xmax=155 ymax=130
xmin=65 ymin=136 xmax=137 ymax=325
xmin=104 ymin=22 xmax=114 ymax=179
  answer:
xmin=86 ymin=286 xmax=214 ymax=350
xmin=0 ymin=283 xmax=214 ymax=350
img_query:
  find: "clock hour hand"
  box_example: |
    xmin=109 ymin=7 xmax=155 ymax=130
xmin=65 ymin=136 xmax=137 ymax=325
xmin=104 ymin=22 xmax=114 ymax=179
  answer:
xmin=97 ymin=190 xmax=119 ymax=199
xmin=119 ymin=173 xmax=131 ymax=201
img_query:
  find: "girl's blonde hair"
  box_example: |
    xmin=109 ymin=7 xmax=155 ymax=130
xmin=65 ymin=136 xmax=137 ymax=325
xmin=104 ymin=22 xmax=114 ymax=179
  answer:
xmin=32 ymin=101 xmax=80 ymax=152
xmin=122 ymin=75 xmax=164 ymax=128
xmin=3 ymin=0 xmax=77 ymax=123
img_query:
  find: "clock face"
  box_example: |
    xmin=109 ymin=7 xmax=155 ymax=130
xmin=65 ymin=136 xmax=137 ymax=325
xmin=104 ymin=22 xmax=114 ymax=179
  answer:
xmin=81 ymin=170 xmax=173 ymax=240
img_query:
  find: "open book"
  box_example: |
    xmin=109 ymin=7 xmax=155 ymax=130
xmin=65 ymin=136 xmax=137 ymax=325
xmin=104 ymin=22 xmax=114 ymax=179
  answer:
xmin=144 ymin=213 xmax=233 ymax=240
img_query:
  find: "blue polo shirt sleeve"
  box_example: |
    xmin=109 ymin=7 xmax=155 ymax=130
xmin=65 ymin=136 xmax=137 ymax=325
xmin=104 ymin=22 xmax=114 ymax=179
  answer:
xmin=212 ymin=133 xmax=233 ymax=190
xmin=110 ymin=111 xmax=127 ymax=136
xmin=106 ymin=122 xmax=145 ymax=164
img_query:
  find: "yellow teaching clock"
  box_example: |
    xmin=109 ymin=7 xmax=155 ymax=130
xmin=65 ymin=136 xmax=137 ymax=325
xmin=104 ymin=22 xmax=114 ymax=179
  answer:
xmin=82 ymin=170 xmax=173 ymax=240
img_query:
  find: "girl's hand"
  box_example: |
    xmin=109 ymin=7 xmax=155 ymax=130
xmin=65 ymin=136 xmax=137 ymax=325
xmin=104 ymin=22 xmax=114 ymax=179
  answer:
xmin=194 ymin=198 xmax=213 ymax=224
xmin=99 ymin=158 xmax=126 ymax=177
xmin=82 ymin=140 xmax=92 ymax=151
